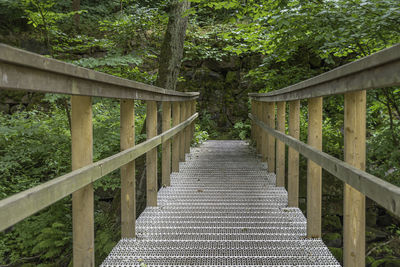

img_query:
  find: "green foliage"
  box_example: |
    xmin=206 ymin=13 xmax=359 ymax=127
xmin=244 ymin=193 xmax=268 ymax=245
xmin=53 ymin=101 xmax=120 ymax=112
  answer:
xmin=232 ymin=120 xmax=251 ymax=140
xmin=192 ymin=124 xmax=209 ymax=146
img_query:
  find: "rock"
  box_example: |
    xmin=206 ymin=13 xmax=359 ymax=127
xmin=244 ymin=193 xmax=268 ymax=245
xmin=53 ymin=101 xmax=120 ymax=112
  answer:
xmin=377 ymin=213 xmax=393 ymax=227
xmin=0 ymin=103 xmax=10 ymax=113
xmin=366 ymin=226 xmax=388 ymax=243
xmin=21 ymin=94 xmax=30 ymax=104
xmin=204 ymin=57 xmax=240 ymax=72
xmin=367 ymin=209 xmax=378 ymax=226
xmin=323 ymin=233 xmax=342 ymax=248
xmin=328 ymin=247 xmax=343 ymax=263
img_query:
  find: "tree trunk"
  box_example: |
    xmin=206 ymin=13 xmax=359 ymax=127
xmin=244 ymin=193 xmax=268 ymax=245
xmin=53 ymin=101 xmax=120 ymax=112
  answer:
xmin=72 ymin=0 xmax=80 ymax=29
xmin=156 ymin=0 xmax=190 ymax=90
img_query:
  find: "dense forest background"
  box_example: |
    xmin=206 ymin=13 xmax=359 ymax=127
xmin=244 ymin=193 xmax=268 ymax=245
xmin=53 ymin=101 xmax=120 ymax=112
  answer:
xmin=0 ymin=0 xmax=399 ymax=266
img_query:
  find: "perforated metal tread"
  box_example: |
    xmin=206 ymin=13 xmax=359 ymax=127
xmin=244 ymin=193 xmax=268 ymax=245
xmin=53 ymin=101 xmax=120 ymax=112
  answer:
xmin=101 ymin=140 xmax=340 ymax=266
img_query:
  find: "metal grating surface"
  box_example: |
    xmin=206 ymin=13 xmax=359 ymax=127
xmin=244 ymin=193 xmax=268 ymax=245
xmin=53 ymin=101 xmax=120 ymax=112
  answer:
xmin=101 ymin=140 xmax=340 ymax=266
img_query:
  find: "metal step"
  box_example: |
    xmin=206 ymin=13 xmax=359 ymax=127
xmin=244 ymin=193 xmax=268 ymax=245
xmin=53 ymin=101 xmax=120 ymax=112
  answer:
xmin=101 ymin=140 xmax=340 ymax=266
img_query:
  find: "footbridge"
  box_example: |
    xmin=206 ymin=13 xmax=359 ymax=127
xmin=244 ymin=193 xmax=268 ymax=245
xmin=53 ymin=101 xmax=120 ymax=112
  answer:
xmin=0 ymin=43 xmax=399 ymax=267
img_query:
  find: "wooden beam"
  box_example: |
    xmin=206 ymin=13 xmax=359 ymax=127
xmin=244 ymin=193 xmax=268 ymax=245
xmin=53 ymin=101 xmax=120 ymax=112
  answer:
xmin=266 ymin=102 xmax=275 ymax=172
xmin=146 ymin=101 xmax=157 ymax=207
xmin=276 ymin=101 xmax=286 ymax=187
xmin=179 ymin=102 xmax=186 ymax=162
xmin=120 ymin=99 xmax=136 ymax=238
xmin=0 ymin=44 xmax=199 ymax=102
xmin=172 ymin=102 xmax=181 ymax=172
xmin=251 ymin=100 xmax=255 ymax=141
xmin=343 ymin=91 xmax=366 ymax=267
xmin=307 ymin=97 xmax=323 ymax=238
xmin=261 ymin=102 xmax=268 ymax=162
xmin=249 ymin=113 xmax=400 ymax=217
xmin=288 ymin=100 xmax=300 ymax=207
xmin=71 ymin=95 xmax=94 ymax=266
xmin=162 ymin=102 xmax=171 ymax=186
xmin=184 ymin=101 xmax=191 ymax=154
xmin=256 ymin=101 xmax=263 ymax=154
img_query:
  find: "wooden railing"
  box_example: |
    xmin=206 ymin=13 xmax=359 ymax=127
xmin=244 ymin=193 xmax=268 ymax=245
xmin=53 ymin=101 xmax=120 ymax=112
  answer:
xmin=249 ymin=43 xmax=400 ymax=267
xmin=0 ymin=44 xmax=199 ymax=266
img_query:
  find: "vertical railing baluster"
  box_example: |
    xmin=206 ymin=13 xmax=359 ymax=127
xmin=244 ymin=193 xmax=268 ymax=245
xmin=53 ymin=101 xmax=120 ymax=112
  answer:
xmin=261 ymin=102 xmax=268 ymax=162
xmin=343 ymin=91 xmax=366 ymax=267
xmin=276 ymin=101 xmax=286 ymax=187
xmin=162 ymin=101 xmax=171 ymax=187
xmin=257 ymin=101 xmax=263 ymax=155
xmin=251 ymin=100 xmax=255 ymax=142
xmin=120 ymin=99 xmax=136 ymax=238
xmin=146 ymin=100 xmax=157 ymax=206
xmin=191 ymin=100 xmax=196 ymax=142
xmin=172 ymin=102 xmax=180 ymax=172
xmin=307 ymin=97 xmax=322 ymax=238
xmin=71 ymin=95 xmax=94 ymax=266
xmin=185 ymin=101 xmax=191 ymax=154
xmin=179 ymin=101 xmax=186 ymax=162
xmin=288 ymin=100 xmax=300 ymax=207
xmin=267 ymin=102 xmax=275 ymax=172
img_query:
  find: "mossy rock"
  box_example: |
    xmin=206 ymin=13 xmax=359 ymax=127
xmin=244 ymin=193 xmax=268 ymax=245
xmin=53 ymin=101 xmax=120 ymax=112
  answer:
xmin=323 ymin=232 xmax=342 ymax=247
xmin=328 ymin=247 xmax=343 ymax=263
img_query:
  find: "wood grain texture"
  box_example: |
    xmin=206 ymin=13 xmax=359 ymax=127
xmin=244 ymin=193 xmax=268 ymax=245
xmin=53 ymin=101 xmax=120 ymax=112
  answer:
xmin=288 ymin=100 xmax=300 ymax=207
xmin=146 ymin=101 xmax=158 ymax=207
xmin=266 ymin=102 xmax=275 ymax=172
xmin=71 ymin=95 xmax=94 ymax=267
xmin=276 ymin=101 xmax=286 ymax=187
xmin=120 ymin=99 xmax=136 ymax=238
xmin=162 ymin=102 xmax=172 ymax=186
xmin=343 ymin=91 xmax=366 ymax=267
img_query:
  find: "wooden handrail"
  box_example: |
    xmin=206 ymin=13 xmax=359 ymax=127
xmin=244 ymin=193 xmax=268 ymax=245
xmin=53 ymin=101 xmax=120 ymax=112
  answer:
xmin=0 ymin=44 xmax=198 ymax=101
xmin=0 ymin=113 xmax=198 ymax=232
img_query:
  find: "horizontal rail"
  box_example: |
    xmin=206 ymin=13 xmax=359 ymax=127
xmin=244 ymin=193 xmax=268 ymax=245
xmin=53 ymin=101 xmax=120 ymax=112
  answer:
xmin=0 ymin=44 xmax=199 ymax=101
xmin=249 ymin=113 xmax=400 ymax=217
xmin=249 ymin=43 xmax=400 ymax=102
xmin=0 ymin=112 xmax=198 ymax=232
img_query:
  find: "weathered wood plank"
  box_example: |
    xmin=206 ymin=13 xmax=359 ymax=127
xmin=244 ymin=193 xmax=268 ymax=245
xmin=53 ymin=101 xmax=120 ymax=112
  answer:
xmin=0 ymin=113 xmax=198 ymax=232
xmin=172 ymin=102 xmax=181 ymax=172
xmin=266 ymin=102 xmax=275 ymax=172
xmin=179 ymin=102 xmax=186 ymax=162
xmin=288 ymin=100 xmax=300 ymax=207
xmin=249 ymin=113 xmax=400 ymax=217
xmin=276 ymin=101 xmax=286 ymax=187
xmin=120 ymin=99 xmax=136 ymax=238
xmin=146 ymin=101 xmax=158 ymax=207
xmin=162 ymin=102 xmax=171 ymax=186
xmin=307 ymin=97 xmax=322 ymax=238
xmin=249 ymin=44 xmax=400 ymax=102
xmin=71 ymin=95 xmax=94 ymax=266
xmin=343 ymin=91 xmax=366 ymax=267
xmin=0 ymin=44 xmax=199 ymax=101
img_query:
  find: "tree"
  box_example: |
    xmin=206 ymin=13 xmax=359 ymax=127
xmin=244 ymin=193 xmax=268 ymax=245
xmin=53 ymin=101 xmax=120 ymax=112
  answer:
xmin=156 ymin=0 xmax=190 ymax=90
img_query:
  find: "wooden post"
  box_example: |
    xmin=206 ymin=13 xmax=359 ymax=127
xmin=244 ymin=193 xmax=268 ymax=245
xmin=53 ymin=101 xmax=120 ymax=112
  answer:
xmin=307 ymin=97 xmax=322 ymax=238
xmin=191 ymin=100 xmax=196 ymax=140
xmin=266 ymin=102 xmax=275 ymax=172
xmin=120 ymin=99 xmax=135 ymax=238
xmin=185 ymin=101 xmax=191 ymax=154
xmin=146 ymin=101 xmax=157 ymax=206
xmin=162 ymin=102 xmax=171 ymax=186
xmin=257 ymin=101 xmax=263 ymax=155
xmin=343 ymin=91 xmax=366 ymax=267
xmin=288 ymin=100 xmax=300 ymax=207
xmin=71 ymin=96 xmax=94 ymax=266
xmin=251 ymin=100 xmax=255 ymax=141
xmin=172 ymin=102 xmax=180 ymax=172
xmin=276 ymin=101 xmax=286 ymax=187
xmin=261 ymin=102 xmax=268 ymax=162
xmin=179 ymin=101 xmax=186 ymax=162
